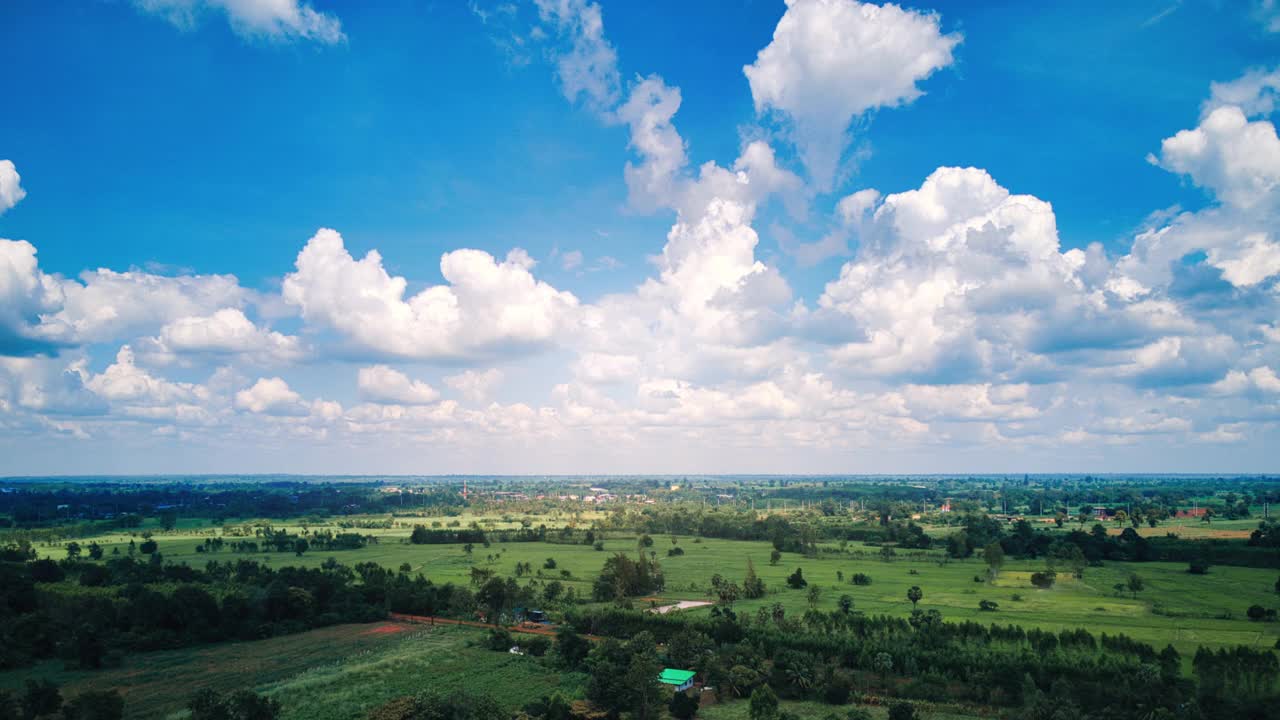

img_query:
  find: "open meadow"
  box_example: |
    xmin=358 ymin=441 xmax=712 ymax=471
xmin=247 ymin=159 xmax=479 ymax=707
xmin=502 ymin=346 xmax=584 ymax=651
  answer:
xmin=33 ymin=514 xmax=1280 ymax=660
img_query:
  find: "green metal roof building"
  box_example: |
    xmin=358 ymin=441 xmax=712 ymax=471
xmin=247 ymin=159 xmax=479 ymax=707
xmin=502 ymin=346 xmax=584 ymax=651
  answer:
xmin=658 ymin=668 xmax=696 ymax=692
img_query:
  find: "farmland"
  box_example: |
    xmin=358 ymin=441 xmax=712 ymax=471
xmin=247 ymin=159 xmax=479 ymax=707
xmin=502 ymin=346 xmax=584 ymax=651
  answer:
xmin=29 ymin=515 xmax=1279 ymax=658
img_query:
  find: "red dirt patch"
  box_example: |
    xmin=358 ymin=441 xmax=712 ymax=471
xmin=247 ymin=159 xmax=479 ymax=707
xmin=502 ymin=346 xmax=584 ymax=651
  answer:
xmin=361 ymin=623 xmax=412 ymax=636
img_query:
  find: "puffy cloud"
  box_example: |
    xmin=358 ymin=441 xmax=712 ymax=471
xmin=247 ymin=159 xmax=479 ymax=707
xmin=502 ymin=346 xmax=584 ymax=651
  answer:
xmin=534 ymin=0 xmax=620 ymax=111
xmin=1207 ymin=66 xmax=1280 ymax=117
xmin=0 ymin=239 xmax=67 ymax=356
xmin=444 ymin=368 xmax=503 ymax=402
xmin=131 ymin=0 xmax=344 ymax=44
xmin=0 ymin=356 xmax=106 ymax=416
xmin=743 ymin=0 xmax=960 ymax=188
xmin=1150 ymin=105 xmax=1280 ymax=210
xmin=234 ymin=377 xmax=308 ymax=416
xmin=0 ymin=160 xmax=25 ymax=215
xmin=357 ymin=365 xmax=440 ymax=405
xmin=86 ymin=346 xmax=208 ymax=405
xmin=139 ymin=308 xmax=303 ymax=365
xmin=281 ymin=228 xmax=579 ymax=361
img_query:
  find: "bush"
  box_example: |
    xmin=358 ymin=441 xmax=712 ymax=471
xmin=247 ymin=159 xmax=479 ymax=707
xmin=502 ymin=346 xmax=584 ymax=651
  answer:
xmin=822 ymin=671 xmax=854 ymax=705
xmin=1030 ymin=571 xmax=1056 ymax=589
xmin=978 ymin=599 xmax=999 ymax=612
xmin=1187 ymin=561 xmax=1210 ymax=575
xmin=189 ymin=689 xmax=280 ymax=720
xmin=1011 ymin=593 xmax=1023 ymax=602
xmin=887 ymin=701 xmax=917 ymax=720
xmin=786 ymin=568 xmax=807 ymax=589
xmin=669 ymin=690 xmax=699 ymax=720
xmin=486 ymin=628 xmax=514 ymax=651
xmin=668 ymin=547 xmax=685 ymax=557
xmin=850 ymin=573 xmax=872 ymax=586
xmin=524 ymin=636 xmax=550 ymax=657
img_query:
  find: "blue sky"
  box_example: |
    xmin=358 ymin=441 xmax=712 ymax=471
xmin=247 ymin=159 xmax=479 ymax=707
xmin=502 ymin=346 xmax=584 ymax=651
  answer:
xmin=1 ymin=0 xmax=1279 ymax=475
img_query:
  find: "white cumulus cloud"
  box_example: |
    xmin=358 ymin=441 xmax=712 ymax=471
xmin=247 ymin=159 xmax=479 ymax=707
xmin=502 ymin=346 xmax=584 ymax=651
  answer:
xmin=743 ymin=0 xmax=961 ymax=189
xmin=357 ymin=365 xmax=441 ymax=405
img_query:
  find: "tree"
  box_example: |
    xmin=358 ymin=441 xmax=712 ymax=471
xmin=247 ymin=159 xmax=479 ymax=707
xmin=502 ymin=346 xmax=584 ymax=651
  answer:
xmin=1030 ymin=571 xmax=1056 ymax=589
xmin=669 ymin=691 xmax=699 ymax=720
xmin=61 ymin=690 xmax=124 ymax=720
xmin=748 ymin=686 xmax=778 ymax=720
xmin=906 ymin=585 xmax=922 ymax=609
xmin=769 ymin=549 xmax=782 ymax=566
xmin=639 ymin=534 xmax=654 ymax=549
xmin=743 ymin=559 xmax=766 ymax=599
xmin=807 ymin=585 xmax=821 ymax=609
xmin=786 ymin=568 xmax=807 ymax=589
xmin=1126 ymin=573 xmax=1144 ymax=599
xmin=86 ymin=542 xmax=104 ymax=561
xmin=1246 ymin=604 xmax=1268 ymax=621
xmin=160 ymin=511 xmax=178 ymax=531
xmin=544 ymin=558 xmax=557 ymax=569
xmin=189 ymin=689 xmax=281 ymax=720
xmin=983 ymin=542 xmax=1005 ymax=579
xmin=21 ymin=680 xmax=61 ymax=720
xmin=979 ymin=599 xmax=999 ymax=612
xmin=139 ymin=538 xmax=158 ymax=555
xmin=837 ymin=594 xmax=853 ymax=615
xmin=65 ymin=542 xmax=81 ymax=560
xmin=293 ymin=538 xmax=309 ymax=557
xmin=887 ymin=702 xmax=916 ymax=720
xmin=873 ymin=652 xmax=893 ymax=683
xmin=554 ymin=626 xmax=591 ymax=670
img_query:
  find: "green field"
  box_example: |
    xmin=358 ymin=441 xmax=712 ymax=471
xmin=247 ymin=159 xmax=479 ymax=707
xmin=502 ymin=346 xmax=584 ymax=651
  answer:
xmin=0 ymin=624 xmax=587 ymax=720
xmin=34 ymin=514 xmax=1280 ymax=660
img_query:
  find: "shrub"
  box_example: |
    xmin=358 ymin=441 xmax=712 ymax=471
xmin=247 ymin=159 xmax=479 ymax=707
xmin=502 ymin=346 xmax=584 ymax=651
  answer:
xmin=1030 ymin=571 xmax=1056 ymax=589
xmin=486 ymin=627 xmax=514 ymax=651
xmin=524 ymin=636 xmax=550 ymax=657
xmin=1011 ymin=593 xmax=1023 ymax=601
xmin=850 ymin=573 xmax=872 ymax=586
xmin=979 ymin=599 xmax=999 ymax=612
xmin=668 ymin=547 xmax=685 ymax=557
xmin=786 ymin=568 xmax=807 ymax=589
xmin=887 ymin=701 xmax=917 ymax=720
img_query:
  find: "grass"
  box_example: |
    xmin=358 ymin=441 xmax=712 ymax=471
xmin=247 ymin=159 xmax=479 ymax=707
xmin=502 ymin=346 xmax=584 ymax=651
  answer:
xmin=32 ymin=515 xmax=1280 ymax=660
xmin=0 ymin=624 xmax=584 ymax=720
xmin=700 ymin=698 xmax=987 ymax=720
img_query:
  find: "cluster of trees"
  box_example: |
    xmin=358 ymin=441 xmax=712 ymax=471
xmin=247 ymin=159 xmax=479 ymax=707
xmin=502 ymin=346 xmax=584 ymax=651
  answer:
xmin=0 ymin=551 xmax=391 ymax=670
xmin=0 ymin=681 xmax=124 ymax=720
xmin=592 ymin=553 xmax=664 ymax=601
xmin=409 ymin=525 xmax=548 ymax=546
xmin=558 ymin=603 xmax=1277 ymax=720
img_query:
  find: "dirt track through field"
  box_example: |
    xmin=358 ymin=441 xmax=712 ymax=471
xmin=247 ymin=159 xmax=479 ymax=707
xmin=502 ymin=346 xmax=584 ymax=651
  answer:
xmin=388 ymin=613 xmax=601 ymax=641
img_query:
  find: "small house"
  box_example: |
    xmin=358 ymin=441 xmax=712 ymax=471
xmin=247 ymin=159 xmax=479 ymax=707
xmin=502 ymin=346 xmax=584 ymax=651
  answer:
xmin=658 ymin=668 xmax=696 ymax=692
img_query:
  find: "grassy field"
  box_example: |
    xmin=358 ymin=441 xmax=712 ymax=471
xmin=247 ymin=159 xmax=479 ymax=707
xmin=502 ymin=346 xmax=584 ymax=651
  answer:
xmin=31 ymin=516 xmax=1280 ymax=659
xmin=701 ymin=698 xmax=985 ymax=720
xmin=0 ymin=624 xmax=585 ymax=720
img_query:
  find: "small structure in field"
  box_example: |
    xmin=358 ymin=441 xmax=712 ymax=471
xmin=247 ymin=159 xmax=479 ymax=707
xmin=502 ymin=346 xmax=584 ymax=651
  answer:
xmin=659 ymin=668 xmax=696 ymax=692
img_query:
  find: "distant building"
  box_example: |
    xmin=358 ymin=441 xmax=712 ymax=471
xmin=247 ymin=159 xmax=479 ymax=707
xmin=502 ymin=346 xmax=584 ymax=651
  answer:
xmin=1175 ymin=507 xmax=1207 ymax=518
xmin=658 ymin=668 xmax=696 ymax=692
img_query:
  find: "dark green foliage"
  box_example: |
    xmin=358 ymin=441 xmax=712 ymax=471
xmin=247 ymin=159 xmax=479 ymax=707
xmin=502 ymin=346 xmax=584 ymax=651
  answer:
xmin=668 ymin=690 xmax=699 ymax=720
xmin=21 ymin=680 xmax=61 ymax=719
xmin=188 ymin=689 xmax=280 ymax=720
xmin=748 ymin=685 xmax=778 ymax=720
xmin=365 ymin=689 xmax=505 ymax=720
xmin=978 ymin=599 xmax=998 ymax=612
xmin=886 ymin=701 xmax=916 ymax=720
xmin=591 ymin=553 xmax=663 ymax=601
xmin=849 ymin=573 xmax=871 ymax=586
xmin=60 ymin=690 xmax=124 ymax=720
xmin=486 ymin=627 xmax=514 ymax=651
xmin=524 ymin=635 xmax=550 ymax=657
xmin=1030 ymin=571 xmax=1056 ymax=589
xmin=554 ymin=626 xmax=591 ymax=670
xmin=785 ymin=568 xmax=807 ymax=589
